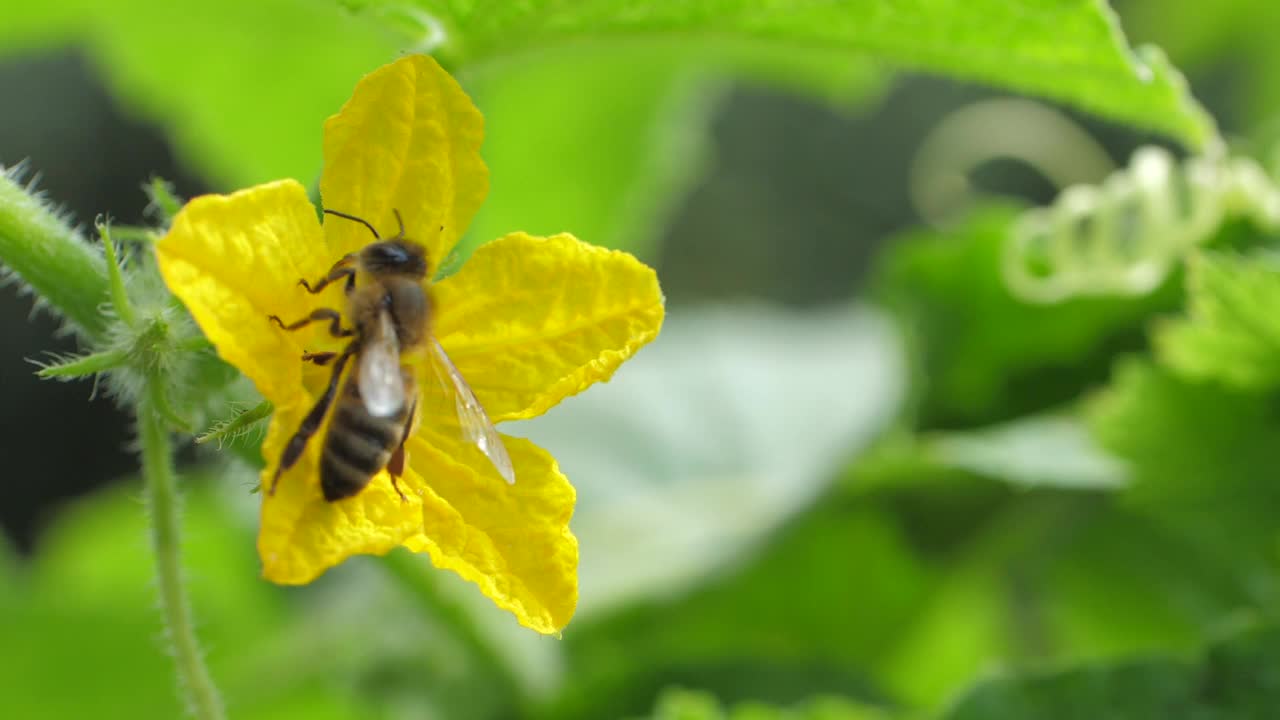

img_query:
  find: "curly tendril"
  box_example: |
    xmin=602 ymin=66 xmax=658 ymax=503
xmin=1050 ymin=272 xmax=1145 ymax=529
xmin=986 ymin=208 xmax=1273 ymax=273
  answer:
xmin=1004 ymin=146 xmax=1280 ymax=303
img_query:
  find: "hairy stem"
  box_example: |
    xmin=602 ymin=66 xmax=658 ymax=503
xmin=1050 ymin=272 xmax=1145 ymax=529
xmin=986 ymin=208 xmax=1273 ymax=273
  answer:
xmin=0 ymin=170 xmax=109 ymax=337
xmin=140 ymin=382 xmax=226 ymax=720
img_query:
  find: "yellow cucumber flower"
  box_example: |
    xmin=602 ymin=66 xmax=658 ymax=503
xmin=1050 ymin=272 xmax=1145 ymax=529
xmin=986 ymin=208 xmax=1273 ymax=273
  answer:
xmin=155 ymin=55 xmax=664 ymax=634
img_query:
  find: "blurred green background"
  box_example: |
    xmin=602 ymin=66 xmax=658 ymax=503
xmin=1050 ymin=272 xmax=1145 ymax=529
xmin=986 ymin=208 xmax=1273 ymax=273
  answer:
xmin=4 ymin=1 xmax=1280 ymax=718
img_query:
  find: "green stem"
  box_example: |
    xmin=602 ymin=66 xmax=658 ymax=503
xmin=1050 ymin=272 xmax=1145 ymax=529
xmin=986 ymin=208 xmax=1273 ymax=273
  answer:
xmin=140 ymin=382 xmax=226 ymax=720
xmin=0 ymin=170 xmax=109 ymax=337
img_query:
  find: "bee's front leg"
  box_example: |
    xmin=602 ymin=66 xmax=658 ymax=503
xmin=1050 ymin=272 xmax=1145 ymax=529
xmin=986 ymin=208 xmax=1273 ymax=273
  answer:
xmin=268 ymin=308 xmax=354 ymax=338
xmin=299 ymin=254 xmax=357 ymax=295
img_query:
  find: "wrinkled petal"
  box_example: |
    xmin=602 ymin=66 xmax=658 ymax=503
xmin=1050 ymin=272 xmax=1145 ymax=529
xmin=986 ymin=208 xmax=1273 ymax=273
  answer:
xmin=259 ymin=399 xmax=425 ymax=583
xmin=321 ymin=54 xmax=487 ymax=269
xmin=431 ymin=233 xmax=665 ymax=422
xmin=156 ymin=180 xmax=333 ymax=407
xmin=402 ymin=428 xmax=577 ymax=634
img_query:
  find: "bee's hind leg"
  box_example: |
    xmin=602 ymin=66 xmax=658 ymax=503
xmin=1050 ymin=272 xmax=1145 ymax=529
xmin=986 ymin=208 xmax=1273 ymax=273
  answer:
xmin=270 ymin=343 xmax=356 ymax=495
xmin=386 ymin=453 xmax=408 ymax=503
xmin=385 ymin=398 xmax=417 ymax=503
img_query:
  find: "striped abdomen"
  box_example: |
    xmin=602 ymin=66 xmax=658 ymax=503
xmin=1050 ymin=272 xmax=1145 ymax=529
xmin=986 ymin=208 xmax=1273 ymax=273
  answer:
xmin=320 ymin=377 xmax=409 ymax=502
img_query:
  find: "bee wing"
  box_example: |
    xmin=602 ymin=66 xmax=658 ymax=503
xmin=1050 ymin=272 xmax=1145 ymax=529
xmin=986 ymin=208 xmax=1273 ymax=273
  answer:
xmin=358 ymin=310 xmax=406 ymax=418
xmin=426 ymin=337 xmax=516 ymax=484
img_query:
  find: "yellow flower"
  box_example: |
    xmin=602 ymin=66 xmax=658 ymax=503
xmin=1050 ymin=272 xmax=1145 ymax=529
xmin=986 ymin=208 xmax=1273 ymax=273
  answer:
xmin=155 ymin=55 xmax=664 ymax=634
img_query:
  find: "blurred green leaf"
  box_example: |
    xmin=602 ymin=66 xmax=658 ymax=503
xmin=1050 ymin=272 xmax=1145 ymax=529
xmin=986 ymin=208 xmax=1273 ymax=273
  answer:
xmin=459 ymin=41 xmax=882 ymax=260
xmin=1040 ymin=505 xmax=1259 ymax=661
xmin=943 ymin=620 xmax=1280 ymax=719
xmin=544 ymin=502 xmax=927 ymax=719
xmin=1 ymin=477 xmax=520 ymax=720
xmin=1088 ymin=359 xmax=1280 ymax=592
xmin=1123 ymin=0 xmax=1280 ymax=140
xmin=0 ymin=0 xmax=396 ymax=187
xmin=1156 ymin=250 xmax=1280 ymax=391
xmin=517 ymin=304 xmax=906 ymax=618
xmin=871 ymin=497 xmax=1044 ymax=708
xmin=550 ymin=473 xmax=1251 ymax=716
xmin=0 ymin=478 xmax=357 ymax=719
xmin=929 ymin=415 xmax=1129 ymax=491
xmin=529 ymin=377 xmax=1264 ymax=719
xmin=459 ymin=44 xmax=713 ymax=262
xmin=856 ymin=419 xmax=1267 ymax=709
xmin=847 ymin=420 xmax=1260 ymax=702
xmin=875 ymin=488 xmax=1272 ymax=709
xmin=876 ymin=205 xmax=1176 ymax=427
xmin=645 ymin=687 xmax=896 ymax=720
xmin=946 ymin=655 xmax=1199 ymax=719
xmin=403 ymin=0 xmax=1217 ymax=149
xmin=648 ymin=689 xmax=726 ymax=720
xmin=850 ymin=414 xmax=1128 ymax=496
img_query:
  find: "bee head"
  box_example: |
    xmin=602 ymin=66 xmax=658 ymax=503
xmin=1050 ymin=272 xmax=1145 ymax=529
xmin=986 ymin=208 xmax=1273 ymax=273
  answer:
xmin=360 ymin=240 xmax=428 ymax=279
xmin=323 ymin=208 xmax=430 ymax=279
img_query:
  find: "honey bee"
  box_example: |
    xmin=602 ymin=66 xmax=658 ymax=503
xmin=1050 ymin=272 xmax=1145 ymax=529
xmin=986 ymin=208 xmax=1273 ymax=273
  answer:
xmin=266 ymin=208 xmax=514 ymax=502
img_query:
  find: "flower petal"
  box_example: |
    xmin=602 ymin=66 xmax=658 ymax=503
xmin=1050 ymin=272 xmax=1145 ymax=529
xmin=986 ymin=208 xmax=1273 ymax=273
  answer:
xmin=259 ymin=398 xmax=426 ymax=584
xmin=321 ymin=54 xmax=487 ymax=269
xmin=156 ymin=179 xmax=332 ymax=407
xmin=431 ymin=233 xmax=665 ymax=422
xmin=402 ymin=428 xmax=577 ymax=634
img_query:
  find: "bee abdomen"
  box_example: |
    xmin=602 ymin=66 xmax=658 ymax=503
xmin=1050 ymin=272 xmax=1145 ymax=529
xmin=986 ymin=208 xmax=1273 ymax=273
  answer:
xmin=320 ymin=403 xmax=404 ymax=501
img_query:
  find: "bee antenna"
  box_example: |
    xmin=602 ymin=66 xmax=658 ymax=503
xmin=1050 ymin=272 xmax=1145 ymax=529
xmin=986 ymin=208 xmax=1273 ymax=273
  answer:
xmin=392 ymin=209 xmax=405 ymax=239
xmin=323 ymin=209 xmax=381 ymax=240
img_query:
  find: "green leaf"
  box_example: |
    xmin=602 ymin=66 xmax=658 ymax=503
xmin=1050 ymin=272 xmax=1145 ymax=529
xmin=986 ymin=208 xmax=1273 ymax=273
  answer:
xmin=928 ymin=415 xmax=1130 ymax=491
xmin=851 ymin=430 xmax=1267 ymax=708
xmin=946 ymin=656 xmax=1198 ymax=719
xmin=869 ymin=496 xmax=1077 ymax=708
xmin=1156 ymin=250 xmax=1280 ymax=391
xmin=645 ymin=688 xmax=895 ymax=720
xmin=457 ymin=39 xmax=882 ymax=260
xmin=873 ymin=490 xmax=1268 ymax=709
xmin=545 ymin=502 xmax=930 ymax=719
xmin=1039 ymin=507 xmax=1257 ymax=660
xmin=875 ymin=204 xmax=1176 ymax=427
xmin=458 ymin=45 xmax=711 ymax=261
xmin=942 ymin=621 xmax=1280 ymax=719
xmin=545 ymin=449 xmax=1265 ymax=718
xmin=1088 ymin=358 xmax=1280 ymax=585
xmin=1123 ymin=0 xmax=1280 ymax=139
xmin=415 ymin=0 xmax=1217 ymax=149
xmin=851 ymin=414 xmax=1129 ymax=496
